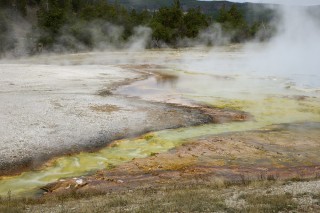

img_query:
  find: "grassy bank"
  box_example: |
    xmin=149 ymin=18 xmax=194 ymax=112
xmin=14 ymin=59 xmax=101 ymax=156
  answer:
xmin=1 ymin=178 xmax=319 ymax=213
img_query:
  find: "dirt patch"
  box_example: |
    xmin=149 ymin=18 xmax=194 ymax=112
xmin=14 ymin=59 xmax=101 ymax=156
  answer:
xmin=196 ymin=105 xmax=251 ymax=123
xmin=97 ymin=76 xmax=149 ymax=97
xmin=154 ymin=72 xmax=179 ymax=85
xmin=90 ymin=104 xmax=121 ymax=113
xmin=118 ymin=64 xmax=167 ymax=72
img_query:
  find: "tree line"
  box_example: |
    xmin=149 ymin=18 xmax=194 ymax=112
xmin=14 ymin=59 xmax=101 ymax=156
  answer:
xmin=0 ymin=0 xmax=271 ymax=55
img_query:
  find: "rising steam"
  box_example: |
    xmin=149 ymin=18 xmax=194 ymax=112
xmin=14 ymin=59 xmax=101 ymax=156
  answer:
xmin=183 ymin=1 xmax=320 ymax=90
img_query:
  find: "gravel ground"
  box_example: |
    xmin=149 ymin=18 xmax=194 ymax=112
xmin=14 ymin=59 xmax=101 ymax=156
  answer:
xmin=0 ymin=62 xmax=212 ymax=176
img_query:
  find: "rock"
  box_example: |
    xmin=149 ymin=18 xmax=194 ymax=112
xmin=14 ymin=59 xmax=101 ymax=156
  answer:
xmin=75 ymin=179 xmax=84 ymax=185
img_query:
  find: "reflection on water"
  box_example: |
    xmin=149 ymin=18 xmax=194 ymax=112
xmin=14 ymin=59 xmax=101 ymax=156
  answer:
xmin=116 ymin=67 xmax=320 ymax=104
xmin=155 ymin=72 xmax=179 ymax=87
xmin=1 ymin=65 xmax=320 ymax=197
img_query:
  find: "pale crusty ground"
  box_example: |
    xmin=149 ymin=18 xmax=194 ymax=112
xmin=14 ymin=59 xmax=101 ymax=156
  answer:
xmin=0 ymin=61 xmax=219 ymax=176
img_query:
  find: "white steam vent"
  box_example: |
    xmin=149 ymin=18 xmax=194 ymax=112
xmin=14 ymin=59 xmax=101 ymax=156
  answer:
xmin=200 ymin=0 xmax=320 ymax=6
xmin=192 ymin=0 xmax=320 ymax=90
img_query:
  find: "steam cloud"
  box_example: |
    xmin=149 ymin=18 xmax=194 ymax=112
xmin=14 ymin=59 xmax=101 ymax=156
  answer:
xmin=0 ymin=15 xmax=152 ymax=58
xmin=201 ymin=0 xmax=320 ymax=6
xmin=183 ymin=2 xmax=320 ymax=90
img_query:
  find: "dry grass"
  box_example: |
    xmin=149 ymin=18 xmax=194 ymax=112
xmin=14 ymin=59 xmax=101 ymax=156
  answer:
xmin=242 ymin=193 xmax=297 ymax=213
xmin=0 ymin=191 xmax=45 ymax=213
xmin=2 ymin=178 xmax=319 ymax=213
xmin=313 ymin=193 xmax=320 ymax=205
